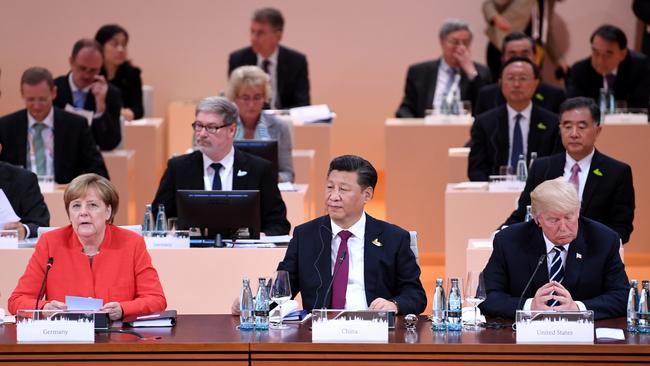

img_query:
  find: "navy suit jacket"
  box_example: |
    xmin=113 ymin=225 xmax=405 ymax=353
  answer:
xmin=567 ymin=51 xmax=650 ymax=110
xmin=277 ymin=214 xmax=427 ymax=315
xmin=503 ymin=150 xmax=635 ymax=243
xmin=468 ymin=104 xmax=562 ymax=181
xmin=0 ymin=108 xmax=109 ymax=184
xmin=474 ymin=82 xmax=566 ymax=116
xmin=228 ymin=45 xmax=310 ymax=109
xmin=53 ymin=74 xmax=123 ymax=151
xmin=151 ymin=149 xmax=290 ymax=236
xmin=479 ymin=218 xmax=629 ymax=320
xmin=0 ymin=162 xmax=49 ymax=238
xmin=395 ymin=58 xmax=492 ymax=118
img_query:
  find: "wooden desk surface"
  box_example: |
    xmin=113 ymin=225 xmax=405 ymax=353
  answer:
xmin=1 ymin=315 xmax=649 ymax=365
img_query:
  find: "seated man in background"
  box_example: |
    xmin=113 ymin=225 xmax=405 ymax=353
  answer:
xmin=396 ymin=18 xmax=491 ymax=118
xmin=502 ymin=97 xmax=635 ymax=244
xmin=474 ymin=32 xmax=566 ymax=115
xmin=480 ymin=177 xmax=629 ymax=320
xmin=566 ymin=24 xmax=650 ymax=110
xmin=53 ymin=38 xmax=123 ymax=151
xmin=152 ymin=96 xmax=290 ymax=236
xmin=468 ymin=57 xmax=560 ymax=181
xmin=276 ymin=155 xmax=427 ymax=314
xmin=228 ymin=7 xmax=310 ymax=109
xmin=0 ymin=67 xmax=109 ymax=184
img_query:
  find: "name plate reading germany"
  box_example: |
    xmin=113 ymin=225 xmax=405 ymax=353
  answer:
xmin=516 ymin=310 xmax=594 ymax=344
xmin=311 ymin=310 xmax=388 ymax=343
xmin=16 ymin=310 xmax=95 ymax=343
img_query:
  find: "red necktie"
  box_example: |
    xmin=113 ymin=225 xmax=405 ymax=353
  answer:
xmin=331 ymin=230 xmax=352 ymax=309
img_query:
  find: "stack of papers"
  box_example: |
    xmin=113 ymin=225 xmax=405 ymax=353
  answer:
xmin=290 ymin=105 xmax=335 ymax=123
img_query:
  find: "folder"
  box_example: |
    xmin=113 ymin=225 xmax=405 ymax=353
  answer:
xmin=123 ymin=310 xmax=177 ymax=327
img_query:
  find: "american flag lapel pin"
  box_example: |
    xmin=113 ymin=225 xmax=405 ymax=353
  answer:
xmin=576 ymin=253 xmax=582 ymax=259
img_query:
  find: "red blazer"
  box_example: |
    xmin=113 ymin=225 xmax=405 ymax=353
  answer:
xmin=9 ymin=225 xmax=166 ymax=318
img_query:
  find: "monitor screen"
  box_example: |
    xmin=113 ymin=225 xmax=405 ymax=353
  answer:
xmin=234 ymin=140 xmax=278 ymax=183
xmin=176 ymin=190 xmax=261 ymax=240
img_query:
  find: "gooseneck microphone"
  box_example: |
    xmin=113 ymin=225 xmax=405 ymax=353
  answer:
xmin=321 ymin=250 xmax=348 ymax=309
xmin=35 ymin=257 xmax=54 ymax=310
xmin=517 ymin=253 xmax=547 ymax=311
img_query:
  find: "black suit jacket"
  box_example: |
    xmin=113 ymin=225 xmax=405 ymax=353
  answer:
xmin=151 ymin=149 xmax=290 ymax=235
xmin=102 ymin=61 xmax=143 ymax=120
xmin=474 ymin=82 xmax=566 ymax=116
xmin=395 ymin=58 xmax=492 ymax=118
xmin=468 ymin=104 xmax=562 ymax=181
xmin=566 ymin=51 xmax=650 ymax=109
xmin=0 ymin=162 xmax=50 ymax=238
xmin=479 ymin=218 xmax=629 ymax=320
xmin=503 ymin=150 xmax=635 ymax=243
xmin=228 ymin=45 xmax=310 ymax=109
xmin=53 ymin=74 xmax=122 ymax=150
xmin=0 ymin=108 xmax=109 ymax=184
xmin=277 ymin=214 xmax=427 ymax=315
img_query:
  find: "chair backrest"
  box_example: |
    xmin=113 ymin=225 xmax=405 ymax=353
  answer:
xmin=142 ymin=85 xmax=154 ymax=118
xmin=37 ymin=225 xmax=143 ymax=237
xmin=409 ymin=231 xmax=419 ymax=265
xmin=619 ymin=239 xmax=625 ymax=263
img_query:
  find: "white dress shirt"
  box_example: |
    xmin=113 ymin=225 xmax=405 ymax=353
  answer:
xmin=330 ymin=212 xmax=368 ymax=310
xmin=507 ymin=102 xmax=532 ymax=162
xmin=27 ymin=107 xmax=55 ymax=176
xmin=563 ymin=149 xmax=595 ymax=200
xmin=257 ymin=48 xmax=279 ymax=109
xmin=202 ymin=147 xmax=234 ymax=191
xmin=432 ymin=59 xmax=459 ymax=112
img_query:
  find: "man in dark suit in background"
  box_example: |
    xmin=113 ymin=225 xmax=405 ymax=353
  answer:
xmin=53 ymin=39 xmax=122 ymax=151
xmin=480 ymin=177 xmax=629 ymax=320
xmin=0 ymin=67 xmax=108 ymax=185
xmin=152 ymin=96 xmax=290 ymax=236
xmin=396 ymin=18 xmax=492 ymax=118
xmin=277 ymin=155 xmax=426 ymax=314
xmin=566 ymin=24 xmax=650 ymax=110
xmin=502 ymin=97 xmax=635 ymax=243
xmin=474 ymin=32 xmax=566 ymax=115
xmin=468 ymin=57 xmax=560 ymax=181
xmin=228 ymin=7 xmax=310 ymax=109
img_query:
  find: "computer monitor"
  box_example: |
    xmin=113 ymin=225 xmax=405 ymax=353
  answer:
xmin=234 ymin=140 xmax=278 ymax=182
xmin=176 ymin=190 xmax=261 ymax=240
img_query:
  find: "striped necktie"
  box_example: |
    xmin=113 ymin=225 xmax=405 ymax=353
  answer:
xmin=547 ymin=246 xmax=565 ymax=307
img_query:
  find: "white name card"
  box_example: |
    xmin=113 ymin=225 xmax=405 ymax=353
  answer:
xmin=144 ymin=235 xmax=190 ymax=249
xmin=17 ymin=316 xmax=94 ymax=343
xmin=516 ymin=310 xmax=594 ymax=344
xmin=311 ymin=310 xmax=388 ymax=343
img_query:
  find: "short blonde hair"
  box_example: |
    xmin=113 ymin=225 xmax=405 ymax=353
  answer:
xmin=530 ymin=177 xmax=580 ymax=218
xmin=64 ymin=174 xmax=119 ymax=224
xmin=224 ymin=65 xmax=271 ymax=103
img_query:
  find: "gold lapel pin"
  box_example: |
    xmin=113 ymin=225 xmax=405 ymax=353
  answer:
xmin=372 ymin=238 xmax=382 ymax=247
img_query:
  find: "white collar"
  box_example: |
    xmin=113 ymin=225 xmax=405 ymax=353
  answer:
xmin=506 ymin=101 xmax=533 ymax=121
xmin=542 ymin=232 xmax=571 ymax=252
xmin=257 ymin=47 xmax=279 ymax=64
xmin=202 ymin=145 xmax=235 ymax=172
xmin=565 ymin=149 xmax=595 ymax=171
xmin=330 ymin=212 xmax=366 ymax=239
xmin=27 ymin=107 xmax=54 ymax=128
xmin=68 ymin=72 xmax=91 ymax=93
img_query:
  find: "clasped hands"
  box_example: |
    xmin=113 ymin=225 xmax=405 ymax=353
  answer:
xmin=531 ymin=281 xmax=579 ymax=311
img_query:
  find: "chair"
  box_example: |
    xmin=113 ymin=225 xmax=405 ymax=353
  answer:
xmin=142 ymin=85 xmax=154 ymax=118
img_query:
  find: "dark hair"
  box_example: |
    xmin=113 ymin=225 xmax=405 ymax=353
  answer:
xmin=95 ymin=24 xmax=129 ymax=46
xmin=71 ymin=38 xmax=103 ymax=60
xmin=327 ymin=155 xmax=378 ymax=190
xmin=500 ymin=56 xmax=540 ymax=79
xmin=20 ymin=67 xmax=54 ymax=89
xmin=252 ymin=7 xmax=284 ymax=32
xmin=590 ymin=24 xmax=627 ymax=49
xmin=559 ymin=97 xmax=601 ymax=125
xmin=501 ymin=31 xmax=535 ymax=55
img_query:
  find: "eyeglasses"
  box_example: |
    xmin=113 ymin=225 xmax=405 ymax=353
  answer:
xmin=191 ymin=121 xmax=233 ymax=134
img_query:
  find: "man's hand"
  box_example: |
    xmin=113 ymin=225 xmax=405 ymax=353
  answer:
xmin=546 ymin=281 xmax=579 ymax=311
xmin=3 ymin=222 xmax=27 ymax=240
xmin=492 ymin=14 xmax=512 ymax=32
xmin=121 ymin=108 xmax=135 ymax=121
xmin=101 ymin=302 xmax=124 ymax=320
xmin=369 ymin=298 xmax=398 ymax=312
xmin=530 ymin=282 xmax=556 ymax=311
xmin=43 ymin=300 xmax=67 ymax=311
xmin=90 ymin=75 xmax=108 ymax=113
xmin=453 ymin=45 xmax=478 ymax=78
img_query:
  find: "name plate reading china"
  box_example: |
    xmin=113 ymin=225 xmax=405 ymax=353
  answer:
xmin=0 ymin=229 xmax=19 ymax=248
xmin=311 ymin=310 xmax=388 ymax=343
xmin=516 ymin=310 xmax=594 ymax=344
xmin=16 ymin=310 xmax=95 ymax=343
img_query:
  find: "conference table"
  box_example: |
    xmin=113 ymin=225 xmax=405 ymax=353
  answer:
xmin=1 ymin=315 xmax=648 ymax=365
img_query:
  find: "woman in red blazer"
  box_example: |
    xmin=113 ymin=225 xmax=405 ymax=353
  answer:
xmin=9 ymin=174 xmax=166 ymax=320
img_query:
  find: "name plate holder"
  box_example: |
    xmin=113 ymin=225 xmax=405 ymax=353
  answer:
xmin=144 ymin=231 xmax=190 ymax=249
xmin=16 ymin=310 xmax=95 ymax=343
xmin=0 ymin=230 xmax=19 ymax=249
xmin=311 ymin=309 xmax=389 ymax=343
xmin=516 ymin=310 xmax=594 ymax=344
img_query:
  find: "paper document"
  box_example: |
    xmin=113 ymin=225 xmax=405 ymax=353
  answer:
xmin=65 ymin=296 xmax=103 ymax=311
xmin=64 ymin=104 xmax=94 ymax=126
xmin=0 ymin=189 xmax=21 ymax=227
xmin=278 ymin=182 xmax=297 ymax=191
xmin=595 ymin=328 xmax=625 ymax=340
xmin=290 ymin=104 xmax=335 ymax=123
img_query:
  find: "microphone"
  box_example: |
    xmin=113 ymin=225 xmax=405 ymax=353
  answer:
xmin=321 ymin=250 xmax=348 ymax=309
xmin=35 ymin=257 xmax=54 ymax=310
xmin=517 ymin=253 xmax=547 ymax=311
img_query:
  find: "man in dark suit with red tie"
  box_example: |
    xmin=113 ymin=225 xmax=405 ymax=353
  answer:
xmin=502 ymin=97 xmax=635 ymax=244
xmin=228 ymin=7 xmax=310 ymax=109
xmin=276 ymin=155 xmax=426 ymax=315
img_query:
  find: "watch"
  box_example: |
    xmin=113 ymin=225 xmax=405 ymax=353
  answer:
xmin=389 ymin=299 xmax=400 ymax=314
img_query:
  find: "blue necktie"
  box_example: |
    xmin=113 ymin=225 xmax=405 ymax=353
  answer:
xmin=547 ymin=246 xmax=565 ymax=307
xmin=443 ymin=68 xmax=458 ymax=98
xmin=73 ymin=90 xmax=87 ymax=109
xmin=510 ymin=113 xmax=524 ymax=169
xmin=211 ymin=163 xmax=223 ymax=190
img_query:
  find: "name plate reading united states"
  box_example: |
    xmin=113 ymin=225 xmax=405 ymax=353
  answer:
xmin=16 ymin=310 xmax=95 ymax=343
xmin=311 ymin=310 xmax=388 ymax=343
xmin=516 ymin=310 xmax=594 ymax=344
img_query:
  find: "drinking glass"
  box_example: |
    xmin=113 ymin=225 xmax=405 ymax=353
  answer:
xmin=464 ymin=271 xmax=486 ymax=330
xmin=270 ymin=270 xmax=292 ymax=329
